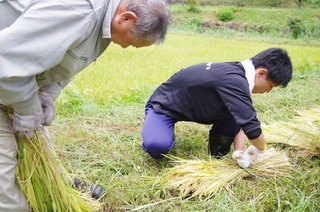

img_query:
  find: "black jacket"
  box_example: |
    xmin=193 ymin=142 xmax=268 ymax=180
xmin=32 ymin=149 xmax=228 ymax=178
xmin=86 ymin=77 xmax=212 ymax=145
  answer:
xmin=149 ymin=62 xmax=261 ymax=139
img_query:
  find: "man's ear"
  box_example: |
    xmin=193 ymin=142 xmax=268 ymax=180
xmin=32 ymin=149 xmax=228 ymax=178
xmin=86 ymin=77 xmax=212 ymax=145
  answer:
xmin=256 ymin=68 xmax=268 ymax=78
xmin=118 ymin=11 xmax=137 ymax=25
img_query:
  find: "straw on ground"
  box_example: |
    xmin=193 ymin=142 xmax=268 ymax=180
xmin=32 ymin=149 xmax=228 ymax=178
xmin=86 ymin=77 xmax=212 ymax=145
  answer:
xmin=160 ymin=148 xmax=292 ymax=199
xmin=263 ymin=107 xmax=320 ymax=157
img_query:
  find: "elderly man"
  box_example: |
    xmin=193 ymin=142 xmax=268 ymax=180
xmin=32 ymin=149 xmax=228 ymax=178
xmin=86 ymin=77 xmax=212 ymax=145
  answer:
xmin=0 ymin=0 xmax=170 ymax=211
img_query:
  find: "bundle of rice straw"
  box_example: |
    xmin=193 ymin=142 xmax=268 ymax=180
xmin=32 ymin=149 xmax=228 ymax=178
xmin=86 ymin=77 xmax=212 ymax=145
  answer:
xmin=15 ymin=128 xmax=102 ymax=211
xmin=2 ymin=74 xmax=101 ymax=211
xmin=16 ymin=128 xmax=102 ymax=212
xmin=262 ymin=107 xmax=320 ymax=157
xmin=160 ymin=148 xmax=292 ymax=199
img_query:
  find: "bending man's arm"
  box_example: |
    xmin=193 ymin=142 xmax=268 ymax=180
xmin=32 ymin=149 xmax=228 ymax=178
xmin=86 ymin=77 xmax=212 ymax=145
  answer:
xmin=0 ymin=1 xmax=95 ymax=113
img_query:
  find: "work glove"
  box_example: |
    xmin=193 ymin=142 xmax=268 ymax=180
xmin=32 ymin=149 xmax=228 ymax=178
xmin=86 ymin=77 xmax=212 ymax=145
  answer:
xmin=243 ymin=145 xmax=266 ymax=164
xmin=13 ymin=110 xmax=43 ymax=138
xmin=39 ymin=91 xmax=56 ymax=126
xmin=232 ymin=150 xmax=251 ymax=168
xmin=40 ymin=78 xmax=73 ymax=101
xmin=12 ymin=93 xmax=43 ymax=138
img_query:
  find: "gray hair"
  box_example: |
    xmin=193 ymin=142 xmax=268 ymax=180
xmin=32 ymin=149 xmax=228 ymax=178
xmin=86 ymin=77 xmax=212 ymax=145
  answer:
xmin=123 ymin=0 xmax=170 ymax=44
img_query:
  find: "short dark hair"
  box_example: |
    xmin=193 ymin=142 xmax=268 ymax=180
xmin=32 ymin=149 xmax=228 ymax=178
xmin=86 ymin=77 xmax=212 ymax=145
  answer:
xmin=251 ymin=48 xmax=293 ymax=87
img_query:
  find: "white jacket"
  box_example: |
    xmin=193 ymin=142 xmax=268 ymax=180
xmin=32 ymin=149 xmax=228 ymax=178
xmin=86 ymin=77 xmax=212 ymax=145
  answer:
xmin=0 ymin=0 xmax=120 ymax=114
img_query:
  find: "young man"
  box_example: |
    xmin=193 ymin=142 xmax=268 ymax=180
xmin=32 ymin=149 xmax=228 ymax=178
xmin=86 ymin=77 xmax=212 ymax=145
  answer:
xmin=141 ymin=48 xmax=293 ymax=167
xmin=0 ymin=0 xmax=170 ymax=211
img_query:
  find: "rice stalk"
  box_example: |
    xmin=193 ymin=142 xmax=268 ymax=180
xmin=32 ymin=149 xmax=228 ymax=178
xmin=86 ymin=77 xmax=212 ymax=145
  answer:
xmin=263 ymin=107 xmax=320 ymax=157
xmin=160 ymin=148 xmax=292 ymax=199
xmin=16 ymin=128 xmax=102 ymax=212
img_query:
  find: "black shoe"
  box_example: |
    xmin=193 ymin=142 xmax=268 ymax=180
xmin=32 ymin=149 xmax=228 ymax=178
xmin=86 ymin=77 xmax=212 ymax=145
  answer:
xmin=73 ymin=178 xmax=105 ymax=199
xmin=208 ymin=131 xmax=233 ymax=159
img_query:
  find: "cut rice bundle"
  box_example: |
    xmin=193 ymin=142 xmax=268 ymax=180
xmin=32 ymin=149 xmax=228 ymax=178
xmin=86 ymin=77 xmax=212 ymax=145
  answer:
xmin=295 ymin=107 xmax=320 ymax=122
xmin=262 ymin=107 xmax=320 ymax=157
xmin=161 ymin=148 xmax=292 ymax=199
xmin=16 ymin=128 xmax=102 ymax=212
xmin=2 ymin=74 xmax=101 ymax=211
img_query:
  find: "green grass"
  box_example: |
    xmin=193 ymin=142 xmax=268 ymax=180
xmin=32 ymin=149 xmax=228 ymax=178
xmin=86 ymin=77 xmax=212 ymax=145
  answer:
xmin=69 ymin=33 xmax=320 ymax=107
xmin=48 ymin=31 xmax=320 ymax=211
xmin=170 ymin=4 xmax=320 ymax=43
xmin=170 ymin=4 xmax=320 ymax=27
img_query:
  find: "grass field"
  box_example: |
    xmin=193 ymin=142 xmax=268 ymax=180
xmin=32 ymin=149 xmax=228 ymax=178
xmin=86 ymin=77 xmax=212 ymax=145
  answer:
xmin=49 ymin=30 xmax=320 ymax=211
xmin=170 ymin=4 xmax=320 ymax=46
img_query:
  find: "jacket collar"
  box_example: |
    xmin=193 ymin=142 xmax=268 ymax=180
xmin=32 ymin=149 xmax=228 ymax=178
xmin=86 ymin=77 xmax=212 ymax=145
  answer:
xmin=102 ymin=0 xmax=121 ymax=38
xmin=241 ymin=59 xmax=255 ymax=93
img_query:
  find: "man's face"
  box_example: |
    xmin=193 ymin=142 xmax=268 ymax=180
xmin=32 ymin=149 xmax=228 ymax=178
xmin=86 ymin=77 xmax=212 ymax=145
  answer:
xmin=110 ymin=8 xmax=155 ymax=48
xmin=111 ymin=31 xmax=154 ymax=48
xmin=252 ymin=68 xmax=278 ymax=94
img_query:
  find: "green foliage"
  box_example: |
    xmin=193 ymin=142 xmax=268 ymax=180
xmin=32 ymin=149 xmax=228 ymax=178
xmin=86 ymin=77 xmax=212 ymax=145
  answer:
xmin=169 ymin=4 xmax=320 ymax=42
xmin=187 ymin=0 xmax=200 ymax=13
xmin=171 ymin=0 xmax=320 ymax=7
xmin=216 ymin=7 xmax=234 ymax=21
xmin=183 ymin=16 xmax=203 ymax=32
xmin=287 ymin=18 xmax=305 ymax=39
xmin=308 ymin=25 xmax=320 ymax=38
xmin=309 ymin=0 xmax=320 ymax=7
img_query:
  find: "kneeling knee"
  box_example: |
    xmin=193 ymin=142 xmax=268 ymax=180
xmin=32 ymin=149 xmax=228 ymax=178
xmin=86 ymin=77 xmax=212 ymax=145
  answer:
xmin=142 ymin=138 xmax=173 ymax=159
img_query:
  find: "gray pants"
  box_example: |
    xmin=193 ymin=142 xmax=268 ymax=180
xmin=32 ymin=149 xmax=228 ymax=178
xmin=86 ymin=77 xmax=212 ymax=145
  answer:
xmin=0 ymin=108 xmax=29 ymax=211
xmin=0 ymin=1 xmax=29 ymax=211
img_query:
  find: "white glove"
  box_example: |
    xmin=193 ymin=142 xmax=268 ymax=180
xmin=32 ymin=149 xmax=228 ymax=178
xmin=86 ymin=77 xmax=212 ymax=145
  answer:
xmin=244 ymin=145 xmax=266 ymax=164
xmin=13 ymin=110 xmax=43 ymax=138
xmin=232 ymin=150 xmax=251 ymax=168
xmin=39 ymin=91 xmax=56 ymax=126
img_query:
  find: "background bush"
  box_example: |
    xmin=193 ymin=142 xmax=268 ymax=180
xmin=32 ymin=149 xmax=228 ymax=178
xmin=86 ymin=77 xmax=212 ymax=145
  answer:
xmin=187 ymin=0 xmax=201 ymax=13
xmin=216 ymin=7 xmax=234 ymax=21
xmin=169 ymin=4 xmax=320 ymax=42
xmin=287 ymin=18 xmax=305 ymax=39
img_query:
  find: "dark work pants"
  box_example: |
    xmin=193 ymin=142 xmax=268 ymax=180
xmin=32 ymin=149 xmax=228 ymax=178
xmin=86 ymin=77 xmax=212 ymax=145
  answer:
xmin=210 ymin=118 xmax=241 ymax=139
